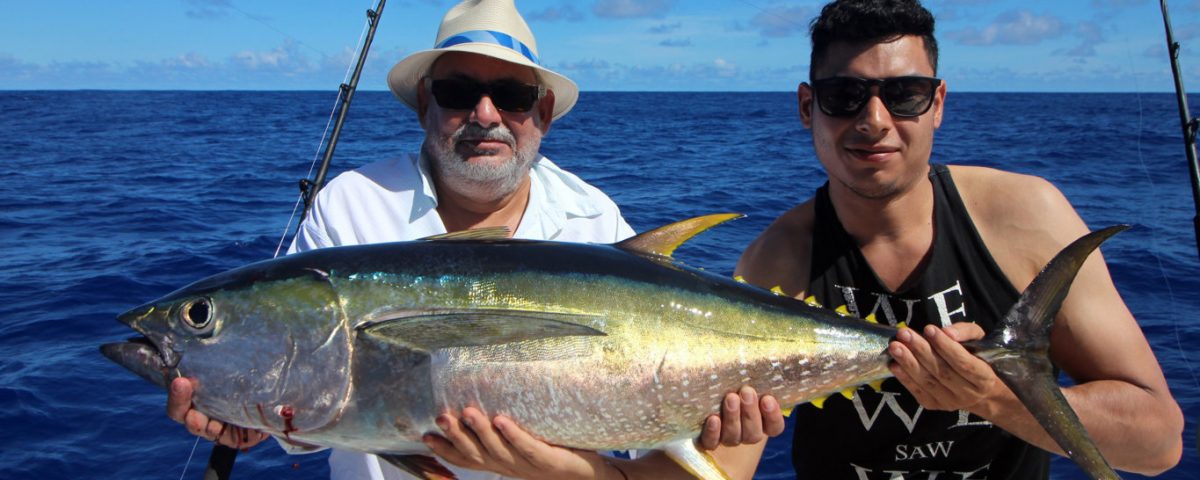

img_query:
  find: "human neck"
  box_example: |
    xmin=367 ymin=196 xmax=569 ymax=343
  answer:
xmin=434 ymin=175 xmax=531 ymax=236
xmin=828 ymin=176 xmax=934 ymax=244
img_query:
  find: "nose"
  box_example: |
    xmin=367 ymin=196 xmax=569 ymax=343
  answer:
xmin=855 ymin=90 xmax=892 ymax=137
xmin=470 ymin=94 xmax=502 ymax=128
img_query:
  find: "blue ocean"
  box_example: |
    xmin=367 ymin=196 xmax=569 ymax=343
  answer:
xmin=2 ymin=90 xmax=1198 ymax=479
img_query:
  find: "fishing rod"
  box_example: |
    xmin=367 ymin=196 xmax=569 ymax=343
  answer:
xmin=205 ymin=1 xmax=387 ymax=479
xmin=1158 ymin=0 xmax=1200 ymax=260
xmin=296 ymin=0 xmax=388 ymax=231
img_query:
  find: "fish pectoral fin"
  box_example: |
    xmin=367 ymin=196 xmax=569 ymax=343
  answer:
xmin=358 ymin=309 xmax=606 ymax=350
xmin=615 ymin=213 xmax=743 ymax=259
xmin=662 ymin=438 xmax=732 ymax=480
xmin=419 ymin=227 xmax=511 ymax=241
xmin=378 ymin=454 xmax=457 ymax=480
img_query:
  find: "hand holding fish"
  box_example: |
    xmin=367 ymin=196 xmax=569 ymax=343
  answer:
xmin=887 ymin=323 xmax=999 ymax=413
xmin=427 ymin=392 xmax=786 ymax=480
xmin=167 ymin=377 xmax=269 ymax=449
xmin=700 ymin=386 xmax=786 ymax=449
xmin=425 ymin=407 xmax=617 ymax=479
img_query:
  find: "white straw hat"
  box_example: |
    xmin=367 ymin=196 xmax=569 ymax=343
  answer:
xmin=386 ymin=0 xmax=579 ymax=121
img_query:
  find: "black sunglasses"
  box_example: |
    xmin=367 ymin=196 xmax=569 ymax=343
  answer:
xmin=428 ymin=77 xmax=546 ymax=113
xmin=810 ymin=76 xmax=942 ymax=118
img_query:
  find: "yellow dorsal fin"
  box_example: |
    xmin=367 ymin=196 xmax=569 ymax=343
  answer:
xmin=896 ymin=321 xmax=908 ymax=330
xmin=733 ymin=275 xmax=746 ymax=283
xmin=803 ymin=296 xmax=821 ymax=307
xmin=864 ymin=313 xmax=878 ymax=324
xmin=868 ymin=380 xmax=884 ymax=392
xmin=811 ymin=396 xmax=828 ymax=409
xmin=834 ymin=305 xmax=850 ymax=316
xmin=614 ymin=213 xmax=743 ymax=258
xmin=779 ymin=405 xmax=794 ymax=417
xmin=420 ymin=226 xmax=511 ymax=241
xmin=770 ymin=285 xmax=785 ymax=295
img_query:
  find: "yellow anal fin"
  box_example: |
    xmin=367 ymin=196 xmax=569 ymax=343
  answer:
xmin=615 ymin=213 xmax=743 ymax=259
xmin=662 ymin=438 xmax=732 ymax=480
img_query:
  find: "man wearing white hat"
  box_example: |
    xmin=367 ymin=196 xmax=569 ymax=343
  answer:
xmin=165 ymin=1 xmax=783 ymax=479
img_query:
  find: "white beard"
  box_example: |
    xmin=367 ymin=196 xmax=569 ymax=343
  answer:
xmin=424 ymin=122 xmax=541 ymax=201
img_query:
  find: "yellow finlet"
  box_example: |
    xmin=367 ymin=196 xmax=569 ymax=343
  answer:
xmin=615 ymin=213 xmax=743 ymax=259
xmin=896 ymin=321 xmax=908 ymax=330
xmin=834 ymin=305 xmax=850 ymax=316
xmin=840 ymin=388 xmax=855 ymax=400
xmin=811 ymin=396 xmax=828 ymax=409
xmin=803 ymin=296 xmax=821 ymax=307
xmin=868 ymin=380 xmax=884 ymax=392
xmin=733 ymin=275 xmax=746 ymax=283
xmin=864 ymin=313 xmax=878 ymax=324
xmin=770 ymin=285 xmax=785 ymax=296
xmin=779 ymin=405 xmax=794 ymax=417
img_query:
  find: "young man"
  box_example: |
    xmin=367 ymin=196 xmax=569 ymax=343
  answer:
xmin=735 ymin=0 xmax=1182 ymax=478
xmin=165 ymin=1 xmax=768 ymax=479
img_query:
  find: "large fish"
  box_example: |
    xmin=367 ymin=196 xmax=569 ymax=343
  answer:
xmin=101 ymin=214 xmax=1123 ymax=480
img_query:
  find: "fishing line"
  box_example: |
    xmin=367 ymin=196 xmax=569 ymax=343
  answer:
xmin=273 ymin=0 xmax=377 ymax=259
xmin=178 ymin=436 xmax=203 ymax=480
xmin=1122 ymin=24 xmax=1200 ymax=391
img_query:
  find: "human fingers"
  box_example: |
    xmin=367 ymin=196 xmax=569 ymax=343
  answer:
xmin=461 ymin=407 xmax=522 ymax=471
xmin=925 ymin=326 xmax=995 ymax=402
xmin=942 ymin=322 xmax=985 ymax=342
xmin=700 ymin=414 xmax=722 ymax=450
xmin=493 ymin=416 xmax=607 ymax=478
xmin=167 ymin=377 xmax=194 ymax=423
xmin=718 ymin=392 xmax=742 ymax=446
xmin=737 ymin=386 xmax=765 ymax=444
xmin=759 ymin=395 xmax=786 ymax=437
xmin=430 ymin=413 xmax=488 ymax=468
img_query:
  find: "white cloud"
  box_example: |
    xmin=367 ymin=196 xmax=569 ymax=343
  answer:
xmin=749 ymin=5 xmax=815 ymax=38
xmin=947 ymin=10 xmax=1067 ymax=46
xmin=592 ymin=0 xmax=676 ymax=19
xmin=526 ymin=3 xmax=585 ymax=22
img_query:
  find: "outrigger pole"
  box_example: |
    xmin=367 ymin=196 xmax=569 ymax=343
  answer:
xmin=1158 ymin=0 xmax=1200 ymax=260
xmin=207 ymin=2 xmax=387 ymax=479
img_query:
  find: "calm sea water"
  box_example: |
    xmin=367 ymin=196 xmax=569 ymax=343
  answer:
xmin=2 ymin=90 xmax=1198 ymax=479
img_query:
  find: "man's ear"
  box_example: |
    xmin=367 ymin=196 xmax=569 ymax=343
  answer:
xmin=416 ymin=80 xmax=430 ymax=130
xmin=798 ymin=82 xmax=814 ymax=128
xmin=931 ymin=79 xmax=946 ymax=129
xmin=537 ymin=89 xmax=555 ymax=134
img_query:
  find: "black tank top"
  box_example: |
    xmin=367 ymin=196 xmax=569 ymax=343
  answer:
xmin=791 ymin=164 xmax=1049 ymax=479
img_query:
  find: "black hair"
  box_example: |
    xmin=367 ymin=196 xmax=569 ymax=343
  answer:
xmin=808 ymin=0 xmax=938 ymax=81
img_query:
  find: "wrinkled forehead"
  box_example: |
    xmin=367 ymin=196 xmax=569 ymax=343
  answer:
xmin=429 ymin=51 xmax=539 ymax=84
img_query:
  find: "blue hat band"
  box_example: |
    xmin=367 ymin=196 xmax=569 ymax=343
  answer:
xmin=436 ymin=30 xmax=540 ymax=65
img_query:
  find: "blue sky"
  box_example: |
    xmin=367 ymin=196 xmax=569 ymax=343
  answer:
xmin=2 ymin=0 xmax=1199 ymax=92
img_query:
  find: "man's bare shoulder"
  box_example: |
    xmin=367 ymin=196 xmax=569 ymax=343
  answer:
xmin=948 ymin=164 xmax=1090 ymax=286
xmin=736 ymin=200 xmax=815 ymax=298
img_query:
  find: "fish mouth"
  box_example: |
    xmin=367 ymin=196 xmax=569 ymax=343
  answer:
xmin=99 ymin=304 xmax=182 ymax=388
xmin=100 ymin=337 xmax=173 ymax=388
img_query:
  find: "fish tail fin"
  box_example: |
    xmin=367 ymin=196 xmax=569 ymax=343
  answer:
xmin=970 ymin=225 xmax=1127 ymax=480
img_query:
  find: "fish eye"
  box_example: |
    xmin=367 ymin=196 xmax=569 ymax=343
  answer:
xmin=180 ymin=297 xmax=214 ymax=332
